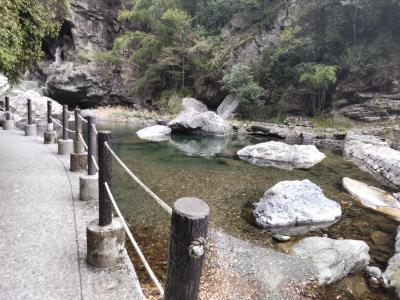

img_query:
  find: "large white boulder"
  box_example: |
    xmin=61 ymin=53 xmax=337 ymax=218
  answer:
xmin=343 ymin=177 xmax=400 ymax=220
xmin=292 ymin=237 xmax=370 ymax=284
xmin=10 ymin=90 xmax=62 ymax=119
xmin=253 ymin=179 xmax=342 ymax=235
xmin=136 ymin=125 xmax=171 ymax=142
xmin=168 ymin=98 xmax=233 ymax=136
xmin=237 ymin=141 xmax=325 ymax=169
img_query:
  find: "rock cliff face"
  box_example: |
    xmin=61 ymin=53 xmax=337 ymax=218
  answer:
xmin=37 ymin=0 xmax=135 ymax=107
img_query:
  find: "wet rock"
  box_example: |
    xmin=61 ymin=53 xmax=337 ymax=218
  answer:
xmin=370 ymin=231 xmax=391 ymax=246
xmin=342 ymin=177 xmax=400 ymax=220
xmin=216 ymin=94 xmax=239 ymax=119
xmin=237 ymin=141 xmax=325 ymax=170
xmin=136 ymin=125 xmax=171 ymax=142
xmin=383 ymin=225 xmax=400 ymax=296
xmin=366 ymin=266 xmax=382 ymax=279
xmin=168 ymin=98 xmax=233 ymax=136
xmin=271 ymin=234 xmax=291 ymax=242
xmin=344 ymin=133 xmax=400 ymax=189
xmin=253 ymin=180 xmax=342 ymax=235
xmin=292 ymin=237 xmax=370 ymax=284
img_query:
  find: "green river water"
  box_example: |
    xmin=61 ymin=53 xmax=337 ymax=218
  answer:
xmin=94 ymin=122 xmax=398 ymax=299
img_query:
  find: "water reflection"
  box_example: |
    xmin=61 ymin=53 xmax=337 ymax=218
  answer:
xmin=169 ymin=134 xmax=230 ymax=157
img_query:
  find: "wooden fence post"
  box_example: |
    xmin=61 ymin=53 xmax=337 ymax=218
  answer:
xmin=5 ymin=96 xmax=9 ymax=111
xmin=165 ymin=197 xmax=209 ymax=300
xmin=47 ymin=101 xmax=52 ymax=125
xmin=98 ymin=131 xmax=112 ymax=226
xmin=5 ymin=96 xmax=10 ymax=121
xmin=27 ymin=99 xmax=32 ymax=125
xmin=62 ymin=105 xmax=68 ymax=140
xmin=87 ymin=116 xmax=97 ymax=176
xmin=74 ymin=108 xmax=83 ymax=153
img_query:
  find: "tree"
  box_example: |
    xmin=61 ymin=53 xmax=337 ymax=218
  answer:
xmin=222 ymin=64 xmax=265 ymax=105
xmin=300 ymin=64 xmax=337 ymax=116
xmin=0 ymin=0 xmax=67 ymax=83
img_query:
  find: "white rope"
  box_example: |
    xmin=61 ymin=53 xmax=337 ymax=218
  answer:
xmin=104 ymin=142 xmax=172 ymax=215
xmin=104 ymin=182 xmax=165 ymax=297
xmin=51 ymin=117 xmax=76 ymax=133
xmin=91 ymin=155 xmax=99 ymax=171
xmin=78 ymin=132 xmax=88 ymax=150
xmin=78 ymin=114 xmax=88 ymax=123
xmin=91 ymin=123 xmax=98 ymax=135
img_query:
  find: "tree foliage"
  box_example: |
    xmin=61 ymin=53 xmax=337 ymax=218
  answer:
xmin=0 ymin=0 xmax=67 ymax=83
xmin=222 ymin=64 xmax=265 ymax=105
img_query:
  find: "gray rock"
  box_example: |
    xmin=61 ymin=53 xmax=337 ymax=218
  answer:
xmin=383 ymin=254 xmax=400 ymax=295
xmin=253 ymin=180 xmax=342 ymax=235
xmin=217 ymin=94 xmax=239 ymax=119
xmin=366 ymin=266 xmax=382 ymax=279
xmin=271 ymin=234 xmax=291 ymax=242
xmin=136 ymin=125 xmax=171 ymax=142
xmin=238 ymin=141 xmax=326 ymax=170
xmin=168 ymin=98 xmax=233 ymax=136
xmin=344 ymin=133 xmax=400 ymax=189
xmin=292 ymin=237 xmax=370 ymax=284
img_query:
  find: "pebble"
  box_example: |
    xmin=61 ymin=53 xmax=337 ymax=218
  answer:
xmin=271 ymin=234 xmax=291 ymax=242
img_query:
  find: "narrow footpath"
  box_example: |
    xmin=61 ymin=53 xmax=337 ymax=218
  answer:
xmin=0 ymin=129 xmax=144 ymax=300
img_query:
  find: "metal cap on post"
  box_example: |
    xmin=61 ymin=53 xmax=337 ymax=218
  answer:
xmin=62 ymin=105 xmax=68 ymax=140
xmin=27 ymin=99 xmax=32 ymax=125
xmin=87 ymin=116 xmax=97 ymax=176
xmin=165 ymin=197 xmax=209 ymax=300
xmin=98 ymin=131 xmax=112 ymax=226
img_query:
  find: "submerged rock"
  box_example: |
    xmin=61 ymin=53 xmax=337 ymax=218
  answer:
xmin=136 ymin=125 xmax=171 ymax=142
xmin=168 ymin=98 xmax=233 ymax=136
xmin=253 ymin=179 xmax=342 ymax=235
xmin=237 ymin=141 xmax=325 ymax=170
xmin=292 ymin=237 xmax=370 ymax=284
xmin=343 ymin=177 xmax=400 ymax=220
xmin=344 ymin=133 xmax=400 ymax=189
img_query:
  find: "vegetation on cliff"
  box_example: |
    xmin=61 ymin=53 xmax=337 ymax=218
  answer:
xmin=107 ymin=0 xmax=400 ymax=117
xmin=0 ymin=0 xmax=67 ymax=84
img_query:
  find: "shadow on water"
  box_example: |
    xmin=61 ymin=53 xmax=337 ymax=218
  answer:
xmin=96 ymin=122 xmax=398 ymax=299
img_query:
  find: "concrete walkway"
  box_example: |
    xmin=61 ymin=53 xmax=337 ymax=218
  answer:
xmin=0 ymin=129 xmax=144 ymax=299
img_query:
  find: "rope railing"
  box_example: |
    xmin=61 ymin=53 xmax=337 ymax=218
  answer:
xmin=78 ymin=113 xmax=88 ymax=123
xmin=104 ymin=142 xmax=173 ymax=215
xmin=104 ymin=182 xmax=165 ymax=296
xmin=41 ymin=104 xmax=209 ymax=299
xmin=78 ymin=132 xmax=88 ymax=150
xmin=51 ymin=116 xmax=76 ymax=133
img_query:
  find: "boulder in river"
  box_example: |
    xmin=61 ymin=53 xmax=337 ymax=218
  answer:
xmin=383 ymin=226 xmax=400 ymax=296
xmin=237 ymin=141 xmax=325 ymax=170
xmin=253 ymin=179 xmax=342 ymax=235
xmin=216 ymin=94 xmax=239 ymax=119
xmin=168 ymin=98 xmax=233 ymax=136
xmin=292 ymin=237 xmax=370 ymax=284
xmin=344 ymin=133 xmax=400 ymax=189
xmin=343 ymin=177 xmax=400 ymax=220
xmin=136 ymin=125 xmax=171 ymax=142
